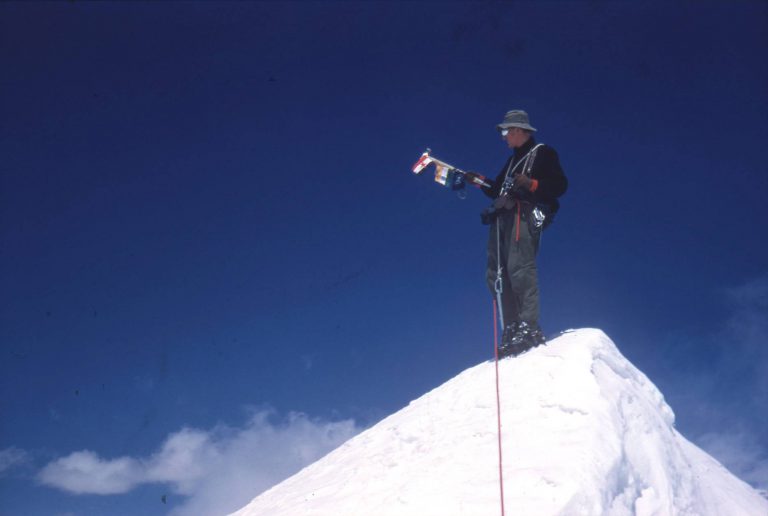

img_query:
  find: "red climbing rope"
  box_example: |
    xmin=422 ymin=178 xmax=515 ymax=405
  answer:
xmin=493 ymin=298 xmax=506 ymax=516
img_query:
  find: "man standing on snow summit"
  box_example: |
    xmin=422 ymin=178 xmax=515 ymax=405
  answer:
xmin=481 ymin=110 xmax=567 ymax=358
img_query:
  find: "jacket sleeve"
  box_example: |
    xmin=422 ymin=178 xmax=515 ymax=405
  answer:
xmin=532 ymin=146 xmax=567 ymax=201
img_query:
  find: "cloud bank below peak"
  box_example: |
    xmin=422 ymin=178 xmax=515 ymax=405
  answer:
xmin=37 ymin=410 xmax=361 ymax=516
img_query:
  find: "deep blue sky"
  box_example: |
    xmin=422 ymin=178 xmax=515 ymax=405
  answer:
xmin=2 ymin=2 xmax=767 ymax=514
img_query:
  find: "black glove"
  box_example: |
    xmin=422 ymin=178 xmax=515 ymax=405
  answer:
xmin=513 ymin=174 xmax=532 ymax=191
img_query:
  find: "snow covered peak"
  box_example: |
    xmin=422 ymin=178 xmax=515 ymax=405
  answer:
xmin=231 ymin=329 xmax=767 ymax=515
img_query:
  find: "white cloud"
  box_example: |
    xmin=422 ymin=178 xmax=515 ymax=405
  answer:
xmin=37 ymin=410 xmax=361 ymax=515
xmin=698 ymin=431 xmax=768 ymax=492
xmin=688 ymin=275 xmax=768 ymax=493
xmin=0 ymin=446 xmax=30 ymax=476
xmin=144 ymin=428 xmax=217 ymax=494
xmin=38 ymin=451 xmax=143 ymax=495
xmin=656 ymin=275 xmax=768 ymax=495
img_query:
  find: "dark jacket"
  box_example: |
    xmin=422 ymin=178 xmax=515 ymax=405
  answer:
xmin=482 ymin=137 xmax=568 ymax=214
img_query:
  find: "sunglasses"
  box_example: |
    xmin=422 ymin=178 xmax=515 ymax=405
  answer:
xmin=500 ymin=127 xmax=516 ymax=137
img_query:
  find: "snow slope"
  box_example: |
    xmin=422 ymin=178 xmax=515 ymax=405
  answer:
xmin=232 ymin=329 xmax=767 ymax=515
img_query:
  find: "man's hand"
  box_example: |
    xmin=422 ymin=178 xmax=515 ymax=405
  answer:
xmin=465 ymin=172 xmax=489 ymax=188
xmin=513 ymin=174 xmax=532 ymax=190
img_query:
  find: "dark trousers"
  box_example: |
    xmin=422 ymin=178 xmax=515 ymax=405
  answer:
xmin=486 ymin=208 xmax=541 ymax=327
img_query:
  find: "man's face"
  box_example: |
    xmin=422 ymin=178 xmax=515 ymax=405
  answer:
xmin=503 ymin=127 xmax=527 ymax=149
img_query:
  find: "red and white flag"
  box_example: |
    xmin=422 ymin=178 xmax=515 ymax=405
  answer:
xmin=411 ymin=152 xmax=433 ymax=174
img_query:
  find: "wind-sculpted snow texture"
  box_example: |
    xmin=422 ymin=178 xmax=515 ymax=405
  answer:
xmin=232 ymin=329 xmax=767 ymax=516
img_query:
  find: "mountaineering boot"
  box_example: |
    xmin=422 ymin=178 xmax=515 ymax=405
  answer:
xmin=510 ymin=321 xmax=546 ymax=355
xmin=528 ymin=325 xmax=546 ymax=347
xmin=498 ymin=322 xmax=519 ymax=359
xmin=497 ymin=321 xmax=547 ymax=359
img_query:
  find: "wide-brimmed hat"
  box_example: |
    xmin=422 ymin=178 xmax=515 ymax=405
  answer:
xmin=496 ymin=110 xmax=537 ymax=132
